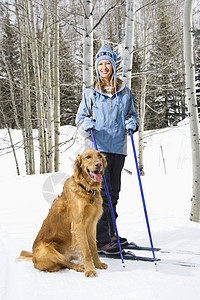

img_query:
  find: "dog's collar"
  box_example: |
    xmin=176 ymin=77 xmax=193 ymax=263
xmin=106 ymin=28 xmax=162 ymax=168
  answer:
xmin=78 ymin=183 xmax=96 ymax=195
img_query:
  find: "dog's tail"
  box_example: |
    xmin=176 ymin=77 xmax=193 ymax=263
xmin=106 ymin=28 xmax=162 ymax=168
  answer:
xmin=18 ymin=250 xmax=33 ymax=261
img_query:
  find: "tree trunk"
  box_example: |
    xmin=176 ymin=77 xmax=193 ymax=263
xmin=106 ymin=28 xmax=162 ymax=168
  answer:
xmin=24 ymin=13 xmax=35 ymax=175
xmin=122 ymin=0 xmax=135 ymax=89
xmin=1 ymin=49 xmax=20 ymax=129
xmin=0 ymin=105 xmax=20 ymax=176
xmin=16 ymin=0 xmax=35 ymax=175
xmin=82 ymin=0 xmax=93 ymax=89
xmin=183 ymin=0 xmax=200 ymax=222
xmin=53 ymin=0 xmax=60 ymax=172
xmin=27 ymin=0 xmax=46 ymax=173
xmin=138 ymin=12 xmax=148 ymax=176
xmin=138 ymin=74 xmax=147 ymax=176
xmin=43 ymin=0 xmax=54 ymax=173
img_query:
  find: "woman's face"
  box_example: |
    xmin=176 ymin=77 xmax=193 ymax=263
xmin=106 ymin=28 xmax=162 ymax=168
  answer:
xmin=98 ymin=59 xmax=113 ymax=80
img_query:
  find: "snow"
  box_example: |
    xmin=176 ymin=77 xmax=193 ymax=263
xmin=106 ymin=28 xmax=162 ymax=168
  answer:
xmin=1 ymin=120 xmax=200 ymax=300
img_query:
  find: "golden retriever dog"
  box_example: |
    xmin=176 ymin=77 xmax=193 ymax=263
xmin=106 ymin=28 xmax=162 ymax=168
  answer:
xmin=19 ymin=149 xmax=108 ymax=277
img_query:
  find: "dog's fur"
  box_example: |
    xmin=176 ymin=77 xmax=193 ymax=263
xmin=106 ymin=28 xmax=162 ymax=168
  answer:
xmin=19 ymin=149 xmax=108 ymax=277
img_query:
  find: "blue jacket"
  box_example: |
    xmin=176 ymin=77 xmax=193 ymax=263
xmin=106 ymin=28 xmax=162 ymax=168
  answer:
xmin=76 ymin=80 xmax=139 ymax=155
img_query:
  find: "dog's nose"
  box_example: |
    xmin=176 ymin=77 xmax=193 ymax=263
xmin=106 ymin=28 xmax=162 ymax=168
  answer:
xmin=95 ymin=161 xmax=102 ymax=168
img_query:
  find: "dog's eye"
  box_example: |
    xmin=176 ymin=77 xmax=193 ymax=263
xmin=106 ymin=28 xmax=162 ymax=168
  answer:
xmin=86 ymin=155 xmax=91 ymax=159
xmin=98 ymin=154 xmax=102 ymax=158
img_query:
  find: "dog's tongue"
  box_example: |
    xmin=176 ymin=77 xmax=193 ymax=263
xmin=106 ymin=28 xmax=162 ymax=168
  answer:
xmin=90 ymin=171 xmax=102 ymax=182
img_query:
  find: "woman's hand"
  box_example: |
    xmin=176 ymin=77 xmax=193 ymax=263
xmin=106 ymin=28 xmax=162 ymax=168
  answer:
xmin=125 ymin=118 xmax=137 ymax=132
xmin=83 ymin=117 xmax=95 ymax=132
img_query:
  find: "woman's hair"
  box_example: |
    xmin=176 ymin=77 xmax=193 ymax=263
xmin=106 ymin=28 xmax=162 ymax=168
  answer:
xmin=92 ymin=73 xmax=119 ymax=94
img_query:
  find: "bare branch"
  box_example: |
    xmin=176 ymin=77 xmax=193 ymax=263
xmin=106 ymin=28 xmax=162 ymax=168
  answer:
xmin=92 ymin=0 xmax=124 ymax=31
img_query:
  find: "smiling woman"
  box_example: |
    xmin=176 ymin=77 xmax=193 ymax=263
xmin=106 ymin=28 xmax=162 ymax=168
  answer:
xmin=76 ymin=45 xmax=139 ymax=254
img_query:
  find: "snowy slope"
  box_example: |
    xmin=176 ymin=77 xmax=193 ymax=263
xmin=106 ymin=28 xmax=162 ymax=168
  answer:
xmin=1 ymin=120 xmax=200 ymax=300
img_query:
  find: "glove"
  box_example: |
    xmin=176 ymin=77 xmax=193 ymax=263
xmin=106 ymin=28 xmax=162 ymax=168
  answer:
xmin=83 ymin=117 xmax=95 ymax=132
xmin=125 ymin=118 xmax=137 ymax=132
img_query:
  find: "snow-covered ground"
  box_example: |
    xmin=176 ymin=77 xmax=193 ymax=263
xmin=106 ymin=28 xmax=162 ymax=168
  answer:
xmin=1 ymin=119 xmax=200 ymax=300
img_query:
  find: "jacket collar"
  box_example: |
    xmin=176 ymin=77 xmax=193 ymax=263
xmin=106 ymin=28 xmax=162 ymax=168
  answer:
xmin=92 ymin=78 xmax=126 ymax=96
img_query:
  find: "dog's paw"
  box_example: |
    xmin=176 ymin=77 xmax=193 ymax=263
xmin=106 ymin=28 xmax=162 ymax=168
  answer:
xmin=85 ymin=269 xmax=97 ymax=277
xmin=95 ymin=262 xmax=108 ymax=270
xmin=75 ymin=264 xmax=85 ymax=272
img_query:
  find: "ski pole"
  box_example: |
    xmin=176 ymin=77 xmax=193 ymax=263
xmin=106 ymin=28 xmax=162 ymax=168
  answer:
xmin=91 ymin=129 xmax=125 ymax=267
xmin=129 ymin=130 xmax=157 ymax=269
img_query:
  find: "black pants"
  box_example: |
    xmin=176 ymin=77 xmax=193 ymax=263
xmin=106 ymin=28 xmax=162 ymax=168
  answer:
xmin=97 ymin=153 xmax=125 ymax=244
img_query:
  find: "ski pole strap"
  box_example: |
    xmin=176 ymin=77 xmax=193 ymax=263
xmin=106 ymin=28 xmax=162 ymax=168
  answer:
xmin=129 ymin=130 xmax=157 ymax=267
xmin=90 ymin=129 xmax=125 ymax=267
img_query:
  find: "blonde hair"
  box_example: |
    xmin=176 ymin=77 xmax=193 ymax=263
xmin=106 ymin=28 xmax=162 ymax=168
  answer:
xmin=93 ymin=74 xmax=119 ymax=94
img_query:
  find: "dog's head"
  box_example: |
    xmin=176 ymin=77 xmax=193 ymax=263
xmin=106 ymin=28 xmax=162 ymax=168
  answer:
xmin=74 ymin=149 xmax=107 ymax=185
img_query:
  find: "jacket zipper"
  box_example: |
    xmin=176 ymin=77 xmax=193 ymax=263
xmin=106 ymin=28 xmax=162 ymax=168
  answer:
xmin=109 ymin=98 xmax=113 ymax=152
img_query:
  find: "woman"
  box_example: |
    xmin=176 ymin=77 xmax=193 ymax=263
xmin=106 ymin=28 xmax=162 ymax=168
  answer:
xmin=76 ymin=45 xmax=139 ymax=254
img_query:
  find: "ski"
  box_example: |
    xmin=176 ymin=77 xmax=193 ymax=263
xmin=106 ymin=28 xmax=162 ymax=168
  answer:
xmin=98 ymin=251 xmax=160 ymax=262
xmin=124 ymin=242 xmax=200 ymax=256
xmin=98 ymin=250 xmax=198 ymax=268
xmin=123 ymin=242 xmax=161 ymax=252
xmin=98 ymin=250 xmax=158 ymax=262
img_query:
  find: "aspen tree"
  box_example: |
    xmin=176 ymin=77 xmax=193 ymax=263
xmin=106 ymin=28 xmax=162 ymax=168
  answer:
xmin=138 ymin=9 xmax=148 ymax=176
xmin=82 ymin=0 xmax=93 ymax=89
xmin=27 ymin=0 xmax=46 ymax=173
xmin=43 ymin=0 xmax=54 ymax=172
xmin=15 ymin=0 xmax=35 ymax=175
xmin=53 ymin=0 xmax=60 ymax=172
xmin=122 ymin=0 xmax=135 ymax=89
xmin=183 ymin=0 xmax=200 ymax=222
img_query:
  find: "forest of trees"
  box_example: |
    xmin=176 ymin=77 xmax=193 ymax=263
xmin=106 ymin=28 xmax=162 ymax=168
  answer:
xmin=0 ymin=0 xmax=199 ymax=175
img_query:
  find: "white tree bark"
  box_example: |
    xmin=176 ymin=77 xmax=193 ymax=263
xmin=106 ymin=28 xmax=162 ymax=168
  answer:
xmin=27 ymin=0 xmax=46 ymax=173
xmin=138 ymin=9 xmax=148 ymax=176
xmin=15 ymin=0 xmax=35 ymax=175
xmin=138 ymin=80 xmax=147 ymax=175
xmin=24 ymin=19 xmax=35 ymax=175
xmin=122 ymin=0 xmax=135 ymax=89
xmin=82 ymin=0 xmax=93 ymax=89
xmin=53 ymin=0 xmax=60 ymax=172
xmin=138 ymin=74 xmax=147 ymax=176
xmin=183 ymin=0 xmax=200 ymax=222
xmin=43 ymin=0 xmax=54 ymax=173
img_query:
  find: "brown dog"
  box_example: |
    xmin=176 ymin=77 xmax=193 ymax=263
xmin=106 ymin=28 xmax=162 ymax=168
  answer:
xmin=20 ymin=149 xmax=108 ymax=277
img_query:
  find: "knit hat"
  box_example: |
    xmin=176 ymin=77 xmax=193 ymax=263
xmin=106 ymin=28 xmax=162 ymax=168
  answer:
xmin=95 ymin=45 xmax=117 ymax=93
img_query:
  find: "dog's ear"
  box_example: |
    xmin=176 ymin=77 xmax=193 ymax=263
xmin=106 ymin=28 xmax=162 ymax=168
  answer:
xmin=74 ymin=154 xmax=82 ymax=179
xmin=102 ymin=154 xmax=107 ymax=169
